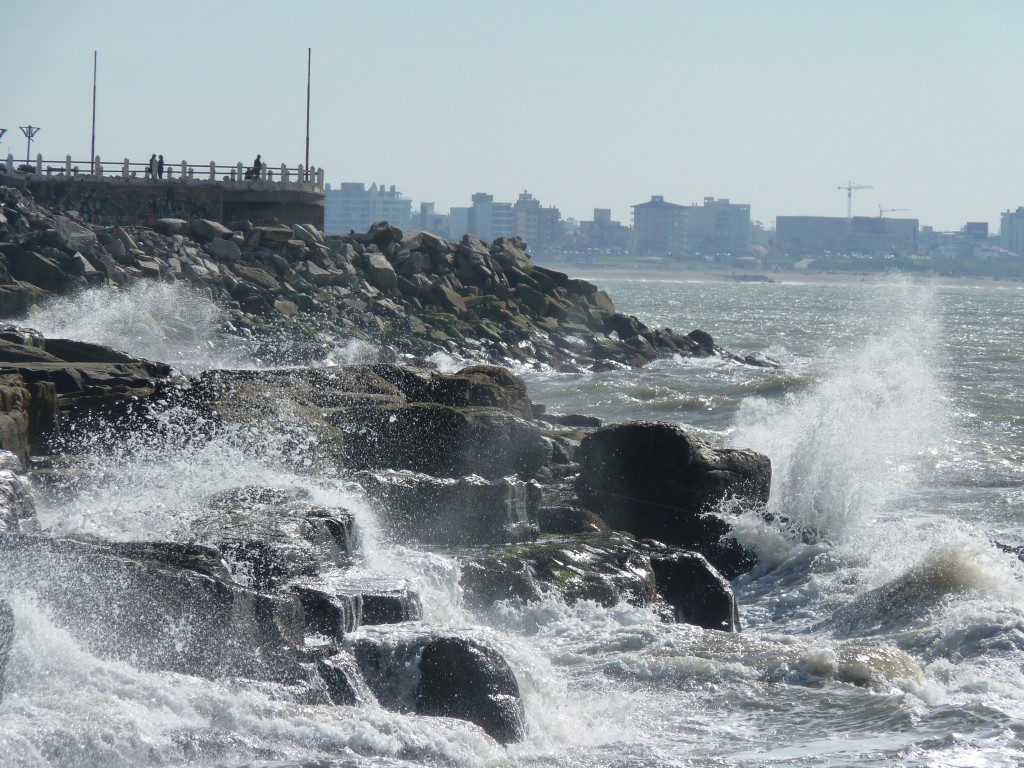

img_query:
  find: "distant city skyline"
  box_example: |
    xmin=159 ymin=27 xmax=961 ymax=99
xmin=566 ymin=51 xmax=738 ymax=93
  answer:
xmin=3 ymin=1 xmax=1022 ymax=232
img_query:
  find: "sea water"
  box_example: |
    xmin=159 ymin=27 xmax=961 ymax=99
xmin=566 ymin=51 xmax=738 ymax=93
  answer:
xmin=2 ymin=276 xmax=1023 ymax=767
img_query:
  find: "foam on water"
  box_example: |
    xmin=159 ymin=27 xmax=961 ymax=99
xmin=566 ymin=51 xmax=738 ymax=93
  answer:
xmin=0 ymin=597 xmax=504 ymax=768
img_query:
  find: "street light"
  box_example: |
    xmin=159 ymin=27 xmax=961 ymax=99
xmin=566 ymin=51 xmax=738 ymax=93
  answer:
xmin=20 ymin=125 xmax=40 ymax=165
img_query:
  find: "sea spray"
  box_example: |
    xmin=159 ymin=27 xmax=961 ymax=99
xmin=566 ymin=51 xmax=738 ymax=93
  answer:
xmin=20 ymin=281 xmax=255 ymax=373
xmin=733 ymin=282 xmax=948 ymax=545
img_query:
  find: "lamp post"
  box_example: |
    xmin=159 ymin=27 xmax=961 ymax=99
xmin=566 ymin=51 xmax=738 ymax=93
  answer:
xmin=20 ymin=125 xmax=40 ymax=165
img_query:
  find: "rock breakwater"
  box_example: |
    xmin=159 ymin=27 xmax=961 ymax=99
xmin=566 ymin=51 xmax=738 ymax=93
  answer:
xmin=0 ymin=185 xmax=773 ymax=371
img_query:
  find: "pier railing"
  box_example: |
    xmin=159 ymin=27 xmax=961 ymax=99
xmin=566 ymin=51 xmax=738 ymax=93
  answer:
xmin=3 ymin=153 xmax=325 ymax=190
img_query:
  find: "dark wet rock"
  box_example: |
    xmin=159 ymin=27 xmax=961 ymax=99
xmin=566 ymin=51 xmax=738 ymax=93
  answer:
xmin=356 ymin=470 xmax=539 ymax=546
xmin=460 ymin=533 xmax=658 ymax=609
xmin=331 ymin=402 xmax=550 ymax=480
xmin=535 ymin=505 xmax=608 ymax=534
xmin=649 ymin=550 xmax=740 ymax=632
xmin=317 ymin=649 xmax=376 ymax=706
xmin=460 ymin=556 xmax=543 ymax=606
xmin=197 ymin=365 xmax=547 ymax=479
xmin=0 ymin=599 xmax=12 ymax=703
xmin=0 ymin=534 xmax=306 ymax=683
xmin=575 ymin=421 xmax=770 ymax=577
xmin=415 ymin=636 xmax=526 ymax=745
xmin=189 ymin=486 xmax=355 ymax=590
xmin=0 ymin=450 xmax=39 ymax=532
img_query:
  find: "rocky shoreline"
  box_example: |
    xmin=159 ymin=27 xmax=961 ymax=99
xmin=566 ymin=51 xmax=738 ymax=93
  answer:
xmin=0 ymin=185 xmax=775 ymax=744
xmin=0 ymin=185 xmax=776 ymax=372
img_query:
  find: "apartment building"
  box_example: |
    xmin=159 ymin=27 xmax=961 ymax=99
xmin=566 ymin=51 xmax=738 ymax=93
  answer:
xmin=323 ymin=182 xmax=413 ymax=235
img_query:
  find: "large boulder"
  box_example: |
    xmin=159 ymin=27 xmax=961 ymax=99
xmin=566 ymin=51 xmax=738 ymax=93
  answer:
xmin=356 ymin=469 xmax=540 ymax=546
xmin=329 ymin=402 xmax=550 ymax=479
xmin=575 ymin=421 xmax=770 ymax=577
xmin=415 ymin=637 xmax=526 ymax=745
xmin=0 ymin=535 xmax=306 ymax=683
xmin=459 ymin=533 xmax=658 ymax=609
xmin=649 ymin=550 xmax=740 ymax=632
xmin=53 ymin=215 xmax=97 ymax=254
xmin=190 ymin=218 xmax=233 ymax=241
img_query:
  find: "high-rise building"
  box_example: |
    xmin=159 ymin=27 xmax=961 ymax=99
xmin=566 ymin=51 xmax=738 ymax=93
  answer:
xmin=631 ymin=195 xmax=686 ymax=255
xmin=323 ymin=182 xmax=413 ymax=235
xmin=513 ymin=191 xmax=562 ymax=252
xmin=685 ymin=198 xmax=751 ymax=256
xmin=1000 ymin=207 xmax=1024 ymax=257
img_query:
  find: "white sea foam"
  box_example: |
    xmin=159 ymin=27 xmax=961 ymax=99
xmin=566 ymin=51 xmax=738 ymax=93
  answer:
xmin=20 ymin=281 xmax=255 ymax=372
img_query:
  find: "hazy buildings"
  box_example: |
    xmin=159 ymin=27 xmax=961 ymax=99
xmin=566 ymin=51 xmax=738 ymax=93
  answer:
xmin=775 ymin=215 xmax=919 ymax=257
xmin=1000 ymin=207 xmax=1024 ymax=257
xmin=630 ymin=195 xmax=750 ymax=256
xmin=631 ymin=195 xmax=686 ymax=254
xmin=323 ymin=182 xmax=412 ymax=235
xmin=579 ymin=208 xmax=631 ymax=251
xmin=513 ymin=191 xmax=562 ymax=252
xmin=685 ymin=197 xmax=750 ymax=256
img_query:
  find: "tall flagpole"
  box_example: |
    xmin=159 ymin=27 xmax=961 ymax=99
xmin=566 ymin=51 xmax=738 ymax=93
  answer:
xmin=305 ymin=47 xmax=311 ymax=180
xmin=90 ymin=51 xmax=97 ymax=173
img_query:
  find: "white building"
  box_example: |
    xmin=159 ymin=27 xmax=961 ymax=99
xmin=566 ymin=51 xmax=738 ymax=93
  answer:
xmin=323 ymin=182 xmax=413 ymax=235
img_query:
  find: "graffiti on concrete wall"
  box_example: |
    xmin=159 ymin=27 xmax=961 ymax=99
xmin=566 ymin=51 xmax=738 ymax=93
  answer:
xmin=27 ymin=180 xmax=223 ymax=226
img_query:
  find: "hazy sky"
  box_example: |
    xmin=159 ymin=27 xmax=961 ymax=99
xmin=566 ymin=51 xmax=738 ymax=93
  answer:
xmin=3 ymin=1 xmax=1021 ymax=231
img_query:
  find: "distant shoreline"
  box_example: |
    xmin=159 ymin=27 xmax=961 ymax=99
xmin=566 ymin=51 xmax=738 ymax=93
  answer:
xmin=533 ymin=261 xmax=1023 ymax=289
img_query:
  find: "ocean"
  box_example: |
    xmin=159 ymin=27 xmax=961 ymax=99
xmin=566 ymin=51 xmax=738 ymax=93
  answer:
xmin=1 ymin=275 xmax=1022 ymax=767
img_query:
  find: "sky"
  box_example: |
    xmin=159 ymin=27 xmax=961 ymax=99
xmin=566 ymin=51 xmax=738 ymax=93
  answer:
xmin=3 ymin=1 xmax=1022 ymax=232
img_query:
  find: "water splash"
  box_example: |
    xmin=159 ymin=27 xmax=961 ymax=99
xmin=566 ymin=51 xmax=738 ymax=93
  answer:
xmin=19 ymin=282 xmax=254 ymax=372
xmin=733 ymin=283 xmax=948 ymax=544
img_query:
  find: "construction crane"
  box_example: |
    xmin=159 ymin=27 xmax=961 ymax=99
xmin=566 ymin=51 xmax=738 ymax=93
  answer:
xmin=878 ymin=206 xmax=908 ymax=218
xmin=838 ymin=181 xmax=873 ymax=227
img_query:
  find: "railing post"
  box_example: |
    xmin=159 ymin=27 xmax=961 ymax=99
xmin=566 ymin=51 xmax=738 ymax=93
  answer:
xmin=317 ymin=167 xmax=325 ymax=187
xmin=180 ymin=160 xmax=187 ymax=180
xmin=122 ymin=158 xmax=130 ymax=178
xmin=5 ymin=154 xmax=12 ymax=173
xmin=65 ymin=155 xmax=72 ymax=174
xmin=297 ymin=164 xmax=304 ymax=184
xmin=209 ymin=161 xmax=216 ymax=181
xmin=281 ymin=164 xmax=289 ymax=183
xmin=167 ymin=164 xmax=174 ymax=180
xmin=260 ymin=164 xmax=266 ymax=181
xmin=235 ymin=162 xmax=243 ymax=181
xmin=35 ymin=154 xmax=42 ymax=174
xmin=95 ymin=156 xmax=103 ymax=177
xmin=266 ymin=168 xmax=273 ymax=181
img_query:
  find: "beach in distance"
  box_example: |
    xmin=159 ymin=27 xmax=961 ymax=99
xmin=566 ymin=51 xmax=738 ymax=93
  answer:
xmin=538 ymin=260 xmax=1024 ymax=289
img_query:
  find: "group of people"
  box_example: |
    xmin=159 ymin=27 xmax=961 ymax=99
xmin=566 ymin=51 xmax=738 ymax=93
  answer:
xmin=144 ymin=153 xmax=164 ymax=179
xmin=141 ymin=153 xmax=263 ymax=180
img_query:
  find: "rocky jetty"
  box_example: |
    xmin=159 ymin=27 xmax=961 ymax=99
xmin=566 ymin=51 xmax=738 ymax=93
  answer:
xmin=0 ymin=184 xmax=775 ymax=745
xmin=0 ymin=185 xmax=774 ymax=371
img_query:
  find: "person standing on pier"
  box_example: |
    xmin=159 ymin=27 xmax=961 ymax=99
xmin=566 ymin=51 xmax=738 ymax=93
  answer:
xmin=157 ymin=155 xmax=165 ymax=179
xmin=148 ymin=154 xmax=157 ymax=180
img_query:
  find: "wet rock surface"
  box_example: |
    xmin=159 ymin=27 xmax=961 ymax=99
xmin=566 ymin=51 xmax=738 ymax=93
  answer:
xmin=0 ymin=184 xmax=778 ymax=743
